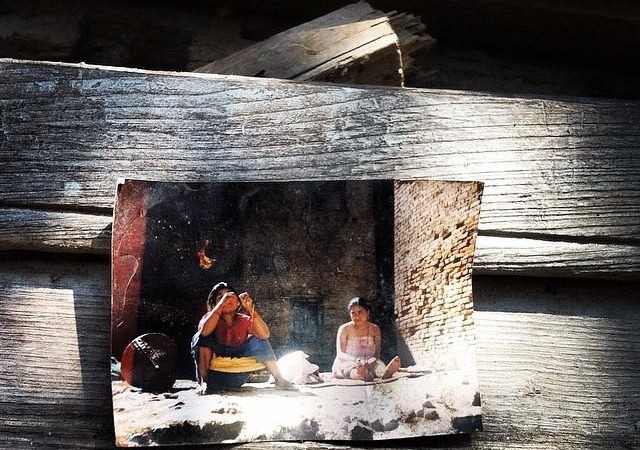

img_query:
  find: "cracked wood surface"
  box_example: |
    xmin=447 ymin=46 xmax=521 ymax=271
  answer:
xmin=0 ymin=59 xmax=638 ymax=280
xmin=1 ymin=60 xmax=638 ymax=242
xmin=1 ymin=207 xmax=639 ymax=279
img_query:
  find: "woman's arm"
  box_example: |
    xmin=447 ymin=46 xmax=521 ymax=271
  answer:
xmin=249 ymin=311 xmax=270 ymax=339
xmin=371 ymin=324 xmax=382 ymax=359
xmin=199 ymin=294 xmax=231 ymax=336
xmin=239 ymin=292 xmax=270 ymax=339
xmin=335 ymin=324 xmax=353 ymax=360
xmin=198 ymin=308 xmax=222 ymax=336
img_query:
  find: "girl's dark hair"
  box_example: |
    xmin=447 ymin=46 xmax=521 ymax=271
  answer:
xmin=207 ymin=282 xmax=238 ymax=308
xmin=348 ymin=296 xmax=369 ymax=312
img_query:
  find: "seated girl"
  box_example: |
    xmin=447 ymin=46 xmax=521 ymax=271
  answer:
xmin=332 ymin=297 xmax=401 ymax=381
xmin=191 ymin=282 xmax=293 ymax=393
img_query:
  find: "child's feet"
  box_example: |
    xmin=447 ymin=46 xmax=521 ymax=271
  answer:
xmin=382 ymin=355 xmax=401 ymax=379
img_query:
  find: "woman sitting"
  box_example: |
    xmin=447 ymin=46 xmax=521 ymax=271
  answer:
xmin=332 ymin=297 xmax=401 ymax=381
xmin=191 ymin=282 xmax=293 ymax=393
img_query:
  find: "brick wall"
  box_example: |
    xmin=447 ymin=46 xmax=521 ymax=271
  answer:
xmin=394 ymin=180 xmax=483 ymax=367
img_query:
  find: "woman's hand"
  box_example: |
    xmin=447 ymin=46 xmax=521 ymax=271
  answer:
xmin=241 ymin=292 xmax=270 ymax=339
xmin=239 ymin=292 xmax=255 ymax=314
xmin=212 ymin=291 xmax=235 ymax=314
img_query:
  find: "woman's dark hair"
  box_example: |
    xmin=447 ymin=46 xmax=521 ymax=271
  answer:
xmin=207 ymin=282 xmax=238 ymax=308
xmin=348 ymin=296 xmax=369 ymax=312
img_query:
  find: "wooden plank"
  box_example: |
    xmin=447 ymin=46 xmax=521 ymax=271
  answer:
xmin=0 ymin=60 xmax=639 ymax=242
xmin=2 ymin=0 xmax=638 ymax=102
xmin=0 ymin=256 xmax=638 ymax=449
xmin=195 ymin=1 xmax=434 ymax=86
xmin=2 ymin=208 xmax=639 ymax=279
xmin=194 ymin=1 xmax=404 ymax=84
xmin=0 ymin=208 xmax=113 ymax=255
xmin=227 ymin=0 xmax=640 ymax=71
xmin=0 ymin=256 xmax=114 ymax=449
xmin=472 ymin=275 xmax=640 ymax=448
xmin=473 ymin=236 xmax=640 ymax=279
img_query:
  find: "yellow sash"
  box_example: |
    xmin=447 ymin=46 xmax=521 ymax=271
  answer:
xmin=210 ymin=356 xmax=265 ymax=373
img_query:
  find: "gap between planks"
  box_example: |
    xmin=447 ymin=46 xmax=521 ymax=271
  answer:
xmin=0 ymin=207 xmax=637 ymax=279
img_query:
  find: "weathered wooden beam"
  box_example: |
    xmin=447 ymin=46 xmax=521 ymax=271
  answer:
xmin=1 ymin=256 xmax=638 ymax=448
xmin=472 ymin=275 xmax=640 ymax=450
xmin=194 ymin=1 xmax=402 ymax=81
xmin=0 ymin=208 xmax=112 ymax=255
xmin=1 ymin=60 xmax=639 ymax=243
xmin=226 ymin=0 xmax=640 ymax=71
xmin=194 ymin=1 xmax=434 ymax=86
xmin=2 ymin=0 xmax=638 ymax=101
xmin=1 ymin=207 xmax=638 ymax=279
xmin=473 ymin=236 xmax=640 ymax=279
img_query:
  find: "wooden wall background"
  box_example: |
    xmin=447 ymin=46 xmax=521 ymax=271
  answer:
xmin=0 ymin=0 xmax=639 ymax=449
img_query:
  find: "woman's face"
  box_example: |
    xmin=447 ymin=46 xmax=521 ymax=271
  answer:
xmin=349 ymin=305 xmax=369 ymax=323
xmin=216 ymin=288 xmax=239 ymax=313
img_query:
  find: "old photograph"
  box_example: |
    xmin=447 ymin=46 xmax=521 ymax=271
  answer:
xmin=111 ymin=179 xmax=483 ymax=446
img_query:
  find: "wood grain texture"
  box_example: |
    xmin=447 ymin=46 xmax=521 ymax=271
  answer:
xmin=195 ymin=1 xmax=405 ymax=85
xmin=1 ymin=209 xmax=639 ymax=280
xmin=233 ymin=0 xmax=640 ymax=71
xmin=473 ymin=236 xmax=640 ymax=279
xmin=0 ymin=208 xmax=112 ymax=255
xmin=195 ymin=1 xmax=434 ymax=86
xmin=472 ymin=275 xmax=640 ymax=449
xmin=0 ymin=257 xmax=638 ymax=449
xmin=0 ymin=60 xmax=638 ymax=242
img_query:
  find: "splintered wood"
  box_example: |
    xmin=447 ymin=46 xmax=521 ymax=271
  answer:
xmin=194 ymin=1 xmax=434 ymax=86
